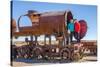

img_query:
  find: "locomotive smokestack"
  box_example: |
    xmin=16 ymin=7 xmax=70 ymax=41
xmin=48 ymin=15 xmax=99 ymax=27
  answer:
xmin=28 ymin=10 xmax=37 ymax=14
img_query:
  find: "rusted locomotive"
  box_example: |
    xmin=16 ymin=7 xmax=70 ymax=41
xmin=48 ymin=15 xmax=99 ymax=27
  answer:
xmin=12 ymin=10 xmax=89 ymax=61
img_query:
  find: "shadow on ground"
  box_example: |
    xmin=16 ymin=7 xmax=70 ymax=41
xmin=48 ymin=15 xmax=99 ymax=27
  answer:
xmin=13 ymin=58 xmax=72 ymax=64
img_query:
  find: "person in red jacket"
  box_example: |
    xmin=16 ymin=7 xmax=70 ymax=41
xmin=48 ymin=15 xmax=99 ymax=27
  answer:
xmin=74 ymin=19 xmax=81 ymax=43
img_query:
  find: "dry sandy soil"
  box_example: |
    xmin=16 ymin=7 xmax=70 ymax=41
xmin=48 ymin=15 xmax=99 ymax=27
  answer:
xmin=11 ymin=55 xmax=97 ymax=67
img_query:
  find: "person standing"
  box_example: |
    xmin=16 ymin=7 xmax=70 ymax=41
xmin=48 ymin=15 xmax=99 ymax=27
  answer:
xmin=74 ymin=19 xmax=81 ymax=43
xmin=67 ymin=19 xmax=74 ymax=45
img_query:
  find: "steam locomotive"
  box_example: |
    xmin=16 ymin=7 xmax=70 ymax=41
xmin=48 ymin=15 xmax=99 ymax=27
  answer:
xmin=11 ymin=10 xmax=88 ymax=61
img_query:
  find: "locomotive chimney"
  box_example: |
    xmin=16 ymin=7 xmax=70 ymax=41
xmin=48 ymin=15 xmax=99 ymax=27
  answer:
xmin=27 ymin=10 xmax=40 ymax=26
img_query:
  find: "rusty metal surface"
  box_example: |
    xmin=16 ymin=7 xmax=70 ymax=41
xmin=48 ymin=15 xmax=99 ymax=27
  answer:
xmin=12 ymin=19 xmax=17 ymax=33
xmin=13 ymin=11 xmax=73 ymax=36
xmin=39 ymin=11 xmax=65 ymax=35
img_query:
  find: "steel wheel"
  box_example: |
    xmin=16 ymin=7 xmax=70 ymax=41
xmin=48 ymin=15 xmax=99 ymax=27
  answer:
xmin=60 ymin=48 xmax=71 ymax=60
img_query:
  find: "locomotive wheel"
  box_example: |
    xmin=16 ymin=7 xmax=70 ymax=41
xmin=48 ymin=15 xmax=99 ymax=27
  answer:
xmin=60 ymin=48 xmax=71 ymax=60
xmin=62 ymin=52 xmax=69 ymax=59
xmin=33 ymin=47 xmax=43 ymax=59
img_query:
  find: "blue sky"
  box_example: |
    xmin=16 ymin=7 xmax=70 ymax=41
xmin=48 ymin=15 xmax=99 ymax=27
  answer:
xmin=12 ymin=1 xmax=97 ymax=40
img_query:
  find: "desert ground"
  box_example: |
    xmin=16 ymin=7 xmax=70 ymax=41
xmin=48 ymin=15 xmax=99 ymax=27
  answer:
xmin=12 ymin=55 xmax=97 ymax=67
